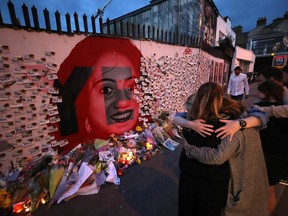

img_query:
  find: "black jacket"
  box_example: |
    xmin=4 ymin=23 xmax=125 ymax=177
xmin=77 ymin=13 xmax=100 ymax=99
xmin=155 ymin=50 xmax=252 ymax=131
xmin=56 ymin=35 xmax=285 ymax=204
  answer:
xmin=179 ymin=119 xmax=230 ymax=180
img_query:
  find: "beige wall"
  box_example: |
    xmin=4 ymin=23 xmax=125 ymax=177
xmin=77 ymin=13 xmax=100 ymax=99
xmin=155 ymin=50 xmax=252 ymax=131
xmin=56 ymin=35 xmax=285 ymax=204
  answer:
xmin=0 ymin=28 xmax=225 ymax=174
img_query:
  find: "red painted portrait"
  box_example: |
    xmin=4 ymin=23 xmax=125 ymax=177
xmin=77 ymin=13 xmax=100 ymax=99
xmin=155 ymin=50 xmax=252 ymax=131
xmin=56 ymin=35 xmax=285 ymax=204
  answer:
xmin=53 ymin=37 xmax=142 ymax=151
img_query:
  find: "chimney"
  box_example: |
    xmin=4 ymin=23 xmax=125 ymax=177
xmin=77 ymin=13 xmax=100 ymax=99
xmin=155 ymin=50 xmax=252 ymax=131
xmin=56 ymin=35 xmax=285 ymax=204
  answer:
xmin=256 ymin=17 xmax=267 ymax=26
xmin=273 ymin=17 xmax=283 ymax=23
xmin=233 ymin=25 xmax=243 ymax=34
xmin=284 ymin=11 xmax=288 ymax=19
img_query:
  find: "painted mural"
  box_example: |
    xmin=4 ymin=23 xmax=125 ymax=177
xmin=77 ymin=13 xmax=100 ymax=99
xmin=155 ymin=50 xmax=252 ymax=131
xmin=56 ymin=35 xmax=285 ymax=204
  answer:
xmin=0 ymin=30 xmax=217 ymax=175
xmin=53 ymin=37 xmax=142 ymax=149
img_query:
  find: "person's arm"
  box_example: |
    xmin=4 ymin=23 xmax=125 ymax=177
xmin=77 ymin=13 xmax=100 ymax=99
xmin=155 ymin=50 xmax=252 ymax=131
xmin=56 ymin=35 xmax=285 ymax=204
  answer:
xmin=215 ymin=110 xmax=267 ymax=142
xmin=227 ymin=76 xmax=232 ymax=95
xmin=183 ymin=133 xmax=240 ymax=164
xmin=172 ymin=115 xmax=214 ymax=137
xmin=252 ymin=104 xmax=288 ymax=118
xmin=244 ymin=75 xmax=249 ymax=96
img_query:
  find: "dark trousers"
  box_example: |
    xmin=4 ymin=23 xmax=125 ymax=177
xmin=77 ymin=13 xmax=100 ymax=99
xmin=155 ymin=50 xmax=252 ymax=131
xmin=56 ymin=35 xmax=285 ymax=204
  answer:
xmin=178 ymin=173 xmax=229 ymax=216
xmin=264 ymin=153 xmax=288 ymax=185
xmin=230 ymin=94 xmax=243 ymax=101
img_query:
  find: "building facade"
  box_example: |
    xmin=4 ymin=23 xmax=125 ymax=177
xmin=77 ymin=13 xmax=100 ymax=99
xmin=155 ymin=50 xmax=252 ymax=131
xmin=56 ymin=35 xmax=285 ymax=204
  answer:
xmin=235 ymin=11 xmax=288 ymax=72
xmin=215 ymin=15 xmax=236 ymax=47
xmin=104 ymin=0 xmax=219 ymax=46
xmin=214 ymin=10 xmax=255 ymax=74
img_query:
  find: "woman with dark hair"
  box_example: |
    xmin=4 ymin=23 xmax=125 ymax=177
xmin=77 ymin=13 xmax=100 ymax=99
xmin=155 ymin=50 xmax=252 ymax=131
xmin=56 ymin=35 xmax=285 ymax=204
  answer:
xmin=53 ymin=37 xmax=142 ymax=151
xmin=179 ymin=82 xmax=269 ymax=216
xmin=178 ymin=82 xmax=269 ymax=216
xmin=254 ymin=80 xmax=288 ymax=211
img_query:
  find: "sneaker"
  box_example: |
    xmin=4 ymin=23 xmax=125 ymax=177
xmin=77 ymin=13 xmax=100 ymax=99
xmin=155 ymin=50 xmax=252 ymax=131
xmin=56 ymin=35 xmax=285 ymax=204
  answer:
xmin=279 ymin=179 xmax=288 ymax=186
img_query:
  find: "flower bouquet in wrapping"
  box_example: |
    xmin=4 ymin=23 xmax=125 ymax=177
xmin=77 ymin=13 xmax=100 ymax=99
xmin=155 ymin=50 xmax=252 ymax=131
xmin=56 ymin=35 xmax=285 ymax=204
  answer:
xmin=6 ymin=178 xmax=29 ymax=205
xmin=162 ymin=121 xmax=176 ymax=139
xmin=27 ymin=155 xmax=53 ymax=178
xmin=105 ymin=161 xmax=120 ymax=185
xmin=158 ymin=111 xmax=170 ymax=122
xmin=152 ymin=126 xmax=165 ymax=143
xmin=48 ymin=146 xmax=82 ymax=206
xmin=10 ymin=178 xmax=44 ymax=213
xmin=37 ymin=167 xmax=50 ymax=190
xmin=144 ymin=129 xmax=156 ymax=145
xmin=57 ymin=161 xmax=94 ymax=203
xmin=28 ymin=180 xmax=45 ymax=212
xmin=82 ymin=143 xmax=98 ymax=163
xmin=35 ymin=166 xmax=50 ymax=206
xmin=49 ymin=143 xmax=101 ymax=204
xmin=94 ymin=139 xmax=110 ymax=151
xmin=65 ymin=146 xmax=85 ymax=178
xmin=48 ymin=169 xmax=79 ymax=206
xmin=9 ymin=162 xmax=52 ymax=213
xmin=64 ymin=169 xmax=106 ymax=200
xmin=60 ymin=144 xmax=101 ymax=202
xmin=5 ymin=156 xmax=50 ymax=207
xmin=49 ymin=164 xmax=65 ymax=200
xmin=63 ymin=172 xmax=96 ymax=201
xmin=71 ymin=161 xmax=108 ymax=199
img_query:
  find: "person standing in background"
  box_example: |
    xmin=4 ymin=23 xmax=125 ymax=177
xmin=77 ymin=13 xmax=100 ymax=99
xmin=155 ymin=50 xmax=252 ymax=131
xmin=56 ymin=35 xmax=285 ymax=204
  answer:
xmin=227 ymin=66 xmax=249 ymax=101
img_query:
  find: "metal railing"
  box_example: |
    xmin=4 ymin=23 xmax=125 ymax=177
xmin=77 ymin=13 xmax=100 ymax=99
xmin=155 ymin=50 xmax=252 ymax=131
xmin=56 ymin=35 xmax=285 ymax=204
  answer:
xmin=0 ymin=0 xmax=232 ymax=59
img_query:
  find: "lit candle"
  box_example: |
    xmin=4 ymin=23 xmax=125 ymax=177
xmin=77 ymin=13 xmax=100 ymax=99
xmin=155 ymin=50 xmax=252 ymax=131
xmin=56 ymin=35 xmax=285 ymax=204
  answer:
xmin=13 ymin=202 xmax=24 ymax=213
xmin=146 ymin=142 xmax=152 ymax=151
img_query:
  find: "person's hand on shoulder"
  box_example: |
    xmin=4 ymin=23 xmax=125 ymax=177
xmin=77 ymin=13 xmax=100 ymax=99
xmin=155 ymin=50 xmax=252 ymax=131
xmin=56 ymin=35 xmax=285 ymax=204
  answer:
xmin=190 ymin=119 xmax=214 ymax=137
xmin=173 ymin=116 xmax=214 ymax=137
xmin=214 ymin=119 xmax=241 ymax=142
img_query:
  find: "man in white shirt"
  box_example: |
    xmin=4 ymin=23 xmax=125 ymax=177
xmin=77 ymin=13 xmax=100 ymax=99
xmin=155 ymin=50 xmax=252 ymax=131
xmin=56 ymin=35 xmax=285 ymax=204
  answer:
xmin=227 ymin=66 xmax=249 ymax=101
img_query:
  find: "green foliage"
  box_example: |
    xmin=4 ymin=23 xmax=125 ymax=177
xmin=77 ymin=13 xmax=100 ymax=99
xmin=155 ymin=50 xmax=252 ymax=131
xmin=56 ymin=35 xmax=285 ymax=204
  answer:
xmin=158 ymin=111 xmax=170 ymax=121
xmin=219 ymin=35 xmax=234 ymax=49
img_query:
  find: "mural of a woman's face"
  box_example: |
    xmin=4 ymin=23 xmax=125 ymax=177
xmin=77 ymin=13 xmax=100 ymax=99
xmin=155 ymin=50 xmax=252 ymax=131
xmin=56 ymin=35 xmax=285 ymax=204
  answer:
xmin=100 ymin=66 xmax=135 ymax=125
xmin=56 ymin=37 xmax=141 ymax=149
xmin=78 ymin=52 xmax=139 ymax=139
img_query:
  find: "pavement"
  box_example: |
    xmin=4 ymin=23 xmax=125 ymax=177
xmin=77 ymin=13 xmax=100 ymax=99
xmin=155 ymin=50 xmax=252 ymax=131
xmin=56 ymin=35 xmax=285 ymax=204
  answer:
xmin=271 ymin=184 xmax=288 ymax=216
xmin=242 ymin=81 xmax=259 ymax=108
xmin=24 ymin=82 xmax=288 ymax=216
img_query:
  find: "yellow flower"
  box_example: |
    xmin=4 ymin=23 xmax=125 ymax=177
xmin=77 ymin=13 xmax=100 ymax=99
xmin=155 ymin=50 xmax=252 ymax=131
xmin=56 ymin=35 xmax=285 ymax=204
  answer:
xmin=135 ymin=125 xmax=143 ymax=132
